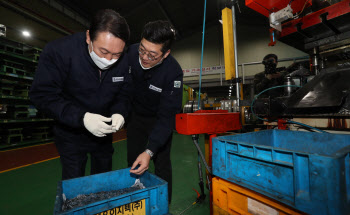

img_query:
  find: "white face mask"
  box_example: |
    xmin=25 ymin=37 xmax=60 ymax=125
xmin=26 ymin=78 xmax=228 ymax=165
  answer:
xmin=89 ymin=42 xmax=118 ymax=70
xmin=138 ymin=56 xmax=163 ymax=70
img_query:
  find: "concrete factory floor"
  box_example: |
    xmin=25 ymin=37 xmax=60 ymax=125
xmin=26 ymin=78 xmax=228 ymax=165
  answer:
xmin=0 ymin=132 xmax=209 ymax=215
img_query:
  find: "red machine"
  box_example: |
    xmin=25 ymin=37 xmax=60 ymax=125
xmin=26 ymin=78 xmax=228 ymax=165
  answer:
xmin=246 ymin=0 xmax=312 ymax=17
xmin=246 ymin=0 xmax=350 ymax=53
xmin=176 ymin=110 xmax=241 ymax=135
xmin=176 ymin=110 xmax=241 ymax=214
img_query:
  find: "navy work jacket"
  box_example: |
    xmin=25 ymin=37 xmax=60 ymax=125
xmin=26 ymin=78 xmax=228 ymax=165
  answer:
xmin=30 ymin=32 xmax=131 ymax=142
xmin=128 ymin=44 xmax=183 ymax=154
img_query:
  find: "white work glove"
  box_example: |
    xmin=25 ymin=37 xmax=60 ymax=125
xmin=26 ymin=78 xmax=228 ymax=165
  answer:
xmin=111 ymin=114 xmax=125 ymax=132
xmin=83 ymin=112 xmax=113 ymax=137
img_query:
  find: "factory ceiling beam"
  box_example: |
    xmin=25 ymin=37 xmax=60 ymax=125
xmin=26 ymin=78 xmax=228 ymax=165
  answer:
xmin=41 ymin=0 xmax=90 ymax=28
xmin=124 ymin=0 xmax=154 ymax=18
xmin=156 ymin=0 xmax=181 ymax=39
xmin=0 ymin=0 xmax=72 ymax=36
xmin=179 ymin=19 xmax=219 ymax=41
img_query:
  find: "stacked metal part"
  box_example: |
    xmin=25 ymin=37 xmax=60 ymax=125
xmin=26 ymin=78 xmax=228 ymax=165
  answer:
xmin=183 ymin=100 xmax=205 ymax=113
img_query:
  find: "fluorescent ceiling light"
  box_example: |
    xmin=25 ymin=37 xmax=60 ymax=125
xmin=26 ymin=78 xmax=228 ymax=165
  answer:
xmin=22 ymin=31 xmax=31 ymax=37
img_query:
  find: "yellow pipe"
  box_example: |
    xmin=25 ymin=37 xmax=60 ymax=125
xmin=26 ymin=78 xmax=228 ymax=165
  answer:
xmin=222 ymin=8 xmax=236 ymax=80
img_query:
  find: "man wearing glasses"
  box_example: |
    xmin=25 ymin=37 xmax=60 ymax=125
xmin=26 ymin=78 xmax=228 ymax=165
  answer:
xmin=126 ymin=21 xmax=183 ymax=203
xmin=30 ymin=9 xmax=130 ymax=180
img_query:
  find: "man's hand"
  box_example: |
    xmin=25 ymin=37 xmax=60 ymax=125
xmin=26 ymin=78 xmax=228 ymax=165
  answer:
xmin=130 ymin=152 xmax=151 ymax=175
xmin=83 ymin=112 xmax=112 ymax=137
xmin=111 ymin=114 xmax=125 ymax=132
xmin=266 ymin=72 xmax=281 ymax=80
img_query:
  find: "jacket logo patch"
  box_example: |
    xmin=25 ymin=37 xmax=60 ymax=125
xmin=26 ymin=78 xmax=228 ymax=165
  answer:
xmin=174 ymin=81 xmax=181 ymax=88
xmin=112 ymin=77 xmax=124 ymax=82
xmin=149 ymin=84 xmax=162 ymax=93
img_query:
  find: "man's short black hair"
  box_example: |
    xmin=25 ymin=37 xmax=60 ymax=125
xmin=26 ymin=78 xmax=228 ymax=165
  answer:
xmin=141 ymin=20 xmax=175 ymax=53
xmin=263 ymin=54 xmax=278 ymax=64
xmin=89 ymin=9 xmax=130 ymax=42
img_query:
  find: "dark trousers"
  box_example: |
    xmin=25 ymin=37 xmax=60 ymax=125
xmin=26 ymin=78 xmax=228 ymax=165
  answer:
xmin=54 ymin=128 xmax=114 ymax=180
xmin=127 ymin=112 xmax=173 ymax=203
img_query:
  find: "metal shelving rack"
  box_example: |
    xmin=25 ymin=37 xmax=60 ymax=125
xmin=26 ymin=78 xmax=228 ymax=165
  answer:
xmin=0 ymin=36 xmax=53 ymax=149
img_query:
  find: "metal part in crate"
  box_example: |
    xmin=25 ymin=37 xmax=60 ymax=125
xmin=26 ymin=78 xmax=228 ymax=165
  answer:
xmin=54 ymin=168 xmax=169 ymax=215
xmin=212 ymin=129 xmax=350 ymax=215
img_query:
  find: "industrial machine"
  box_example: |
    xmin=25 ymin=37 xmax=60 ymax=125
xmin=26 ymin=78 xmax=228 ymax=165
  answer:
xmin=245 ymin=0 xmax=350 ymax=130
xmin=176 ymin=1 xmax=350 ymax=214
xmin=176 ymin=110 xmax=241 ymax=214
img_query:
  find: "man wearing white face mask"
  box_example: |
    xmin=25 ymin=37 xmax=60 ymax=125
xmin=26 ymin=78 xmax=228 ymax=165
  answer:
xmin=126 ymin=21 xmax=183 ymax=203
xmin=30 ymin=9 xmax=131 ymax=180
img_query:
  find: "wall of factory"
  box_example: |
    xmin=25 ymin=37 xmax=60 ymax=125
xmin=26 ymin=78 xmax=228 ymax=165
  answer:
xmin=172 ymin=23 xmax=307 ymax=80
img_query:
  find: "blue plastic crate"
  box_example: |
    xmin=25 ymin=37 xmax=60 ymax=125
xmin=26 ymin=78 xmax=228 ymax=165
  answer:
xmin=54 ymin=168 xmax=168 ymax=215
xmin=212 ymin=130 xmax=350 ymax=215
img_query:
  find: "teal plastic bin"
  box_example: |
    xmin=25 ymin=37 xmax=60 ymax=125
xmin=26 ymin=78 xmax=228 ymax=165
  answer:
xmin=212 ymin=130 xmax=350 ymax=215
xmin=54 ymin=168 xmax=168 ymax=215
